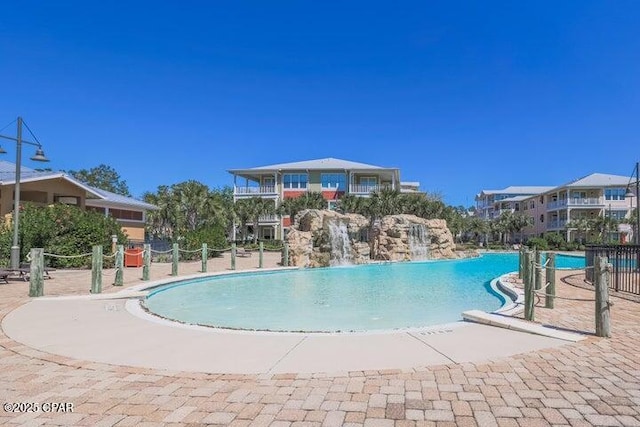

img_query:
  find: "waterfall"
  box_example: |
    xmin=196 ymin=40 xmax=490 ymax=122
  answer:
xmin=328 ymin=220 xmax=353 ymax=266
xmin=408 ymin=224 xmax=430 ymax=260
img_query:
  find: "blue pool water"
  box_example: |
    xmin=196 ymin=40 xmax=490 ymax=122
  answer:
xmin=144 ymin=252 xmax=585 ymax=332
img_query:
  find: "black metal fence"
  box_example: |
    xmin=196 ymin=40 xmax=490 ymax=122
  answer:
xmin=585 ymin=245 xmax=640 ymax=295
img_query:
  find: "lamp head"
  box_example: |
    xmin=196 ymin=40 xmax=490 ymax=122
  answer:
xmin=30 ymin=147 xmax=49 ymax=162
xmin=625 ymin=186 xmax=636 ymax=198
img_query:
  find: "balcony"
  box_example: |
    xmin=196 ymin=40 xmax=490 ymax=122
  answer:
xmin=257 ymin=214 xmax=279 ymax=223
xmin=568 ymin=197 xmax=602 ymax=206
xmin=349 ymin=184 xmax=391 ymax=194
xmin=234 ymin=186 xmax=277 ymax=196
xmin=547 ymin=219 xmax=567 ymax=230
xmin=547 ymin=197 xmax=603 ymax=210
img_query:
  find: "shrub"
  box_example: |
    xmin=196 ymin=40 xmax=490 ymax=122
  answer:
xmin=0 ymin=203 xmax=126 ymax=268
xmin=181 ymin=226 xmax=228 ymax=260
xmin=526 ymin=237 xmax=548 ymax=250
xmin=543 ymin=233 xmax=565 ymax=250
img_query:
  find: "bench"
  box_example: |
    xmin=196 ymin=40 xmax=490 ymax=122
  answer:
xmin=16 ymin=264 xmax=56 ymax=281
xmin=236 ymin=248 xmax=252 ymax=257
xmin=0 ymin=270 xmax=10 ymax=284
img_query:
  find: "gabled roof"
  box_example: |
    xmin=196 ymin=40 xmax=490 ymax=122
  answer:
xmin=477 ymin=186 xmax=554 ymax=197
xmin=497 ymin=195 xmax=530 ymax=202
xmin=559 ymin=173 xmax=632 ymax=188
xmin=229 ymin=157 xmax=395 ymax=172
xmin=0 ymin=160 xmax=157 ymax=211
xmin=84 ymin=186 xmax=158 ymax=210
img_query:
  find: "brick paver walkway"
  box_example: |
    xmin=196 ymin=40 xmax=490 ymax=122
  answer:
xmin=1 ymin=254 xmax=639 ymax=426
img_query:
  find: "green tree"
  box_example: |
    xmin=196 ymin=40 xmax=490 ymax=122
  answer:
xmin=142 ymin=182 xmax=233 ymax=242
xmin=277 ymin=192 xmax=326 ymax=220
xmin=234 ymin=197 xmax=276 ymax=244
xmin=565 ymin=218 xmax=590 ymax=243
xmin=67 ymin=164 xmax=131 ymax=196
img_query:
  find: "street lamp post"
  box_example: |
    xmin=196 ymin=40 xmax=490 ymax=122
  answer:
xmin=0 ymin=117 xmax=50 ymax=269
xmin=625 ymin=161 xmax=640 ymax=245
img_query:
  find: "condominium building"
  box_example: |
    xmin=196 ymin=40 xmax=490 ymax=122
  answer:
xmin=521 ymin=173 xmax=637 ymax=242
xmin=475 ymin=186 xmax=554 ymax=220
xmin=476 ymin=173 xmax=638 ymax=243
xmin=228 ymin=157 xmax=418 ymax=240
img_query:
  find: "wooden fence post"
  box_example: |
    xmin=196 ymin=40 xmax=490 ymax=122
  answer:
xmin=172 ymin=243 xmax=179 ymax=276
xmin=91 ymin=245 xmax=103 ymax=294
xmin=518 ymin=247 xmax=524 ymax=279
xmin=595 ymin=256 xmax=611 ymax=338
xmin=114 ymin=245 xmax=124 ymax=286
xmin=28 ymin=248 xmax=44 ymax=297
xmin=259 ymin=241 xmax=264 ymax=268
xmin=524 ymin=250 xmax=535 ymax=321
xmin=283 ymin=242 xmax=289 ymax=267
xmin=535 ymin=250 xmax=543 ymax=290
xmin=545 ymin=253 xmax=555 ymax=308
xmin=231 ymin=243 xmax=236 ymax=270
xmin=201 ymin=243 xmax=207 ymax=273
xmin=142 ymin=244 xmax=151 ymax=281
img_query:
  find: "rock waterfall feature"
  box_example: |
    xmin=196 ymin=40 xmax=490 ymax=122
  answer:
xmin=285 ymin=210 xmax=460 ymax=268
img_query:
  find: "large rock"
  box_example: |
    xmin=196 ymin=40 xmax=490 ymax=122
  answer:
xmin=285 ymin=210 xmax=459 ymax=267
xmin=375 ymin=214 xmax=456 ymax=261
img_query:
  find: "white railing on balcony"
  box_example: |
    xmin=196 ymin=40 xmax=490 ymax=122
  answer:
xmin=349 ymin=184 xmax=391 ymax=194
xmin=547 ymin=219 xmax=567 ymax=229
xmin=567 ymin=197 xmax=602 ymax=206
xmin=547 ymin=199 xmax=567 ymax=210
xmin=547 ymin=198 xmax=603 ymax=209
xmin=234 ymin=186 xmax=276 ymax=195
xmin=258 ymin=214 xmax=279 ymax=223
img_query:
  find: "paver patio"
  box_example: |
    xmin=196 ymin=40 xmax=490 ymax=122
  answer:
xmin=1 ymin=252 xmax=639 ymax=426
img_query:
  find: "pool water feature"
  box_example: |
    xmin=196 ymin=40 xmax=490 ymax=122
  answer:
xmin=327 ymin=219 xmax=353 ymax=266
xmin=408 ymin=224 xmax=430 ymax=260
xmin=144 ymin=252 xmax=585 ymax=333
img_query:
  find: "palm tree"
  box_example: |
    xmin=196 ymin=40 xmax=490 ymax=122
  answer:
xmin=509 ymin=213 xmax=532 ymax=244
xmin=565 ymin=217 xmax=590 ymax=243
xmin=277 ymin=192 xmax=326 ymax=219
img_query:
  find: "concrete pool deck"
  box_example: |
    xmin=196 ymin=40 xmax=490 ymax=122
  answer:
xmin=2 ymin=252 xmax=639 ymax=426
xmin=2 ymin=293 xmax=576 ymax=375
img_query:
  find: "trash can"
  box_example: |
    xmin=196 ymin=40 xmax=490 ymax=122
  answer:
xmin=124 ymin=248 xmax=143 ymax=267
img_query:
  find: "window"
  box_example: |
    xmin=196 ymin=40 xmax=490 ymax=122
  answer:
xmin=108 ymin=209 xmax=144 ymax=221
xmin=540 ymin=214 xmax=544 ymax=223
xmin=283 ymin=173 xmax=308 ymax=189
xmin=606 ymin=210 xmax=628 ymax=220
xmin=529 ymin=201 xmax=535 ymax=209
xmin=262 ymin=177 xmax=275 ymax=187
xmin=321 ymin=173 xmax=346 ymax=190
xmin=359 ymin=177 xmax=378 ymax=187
xmin=605 ymin=188 xmax=626 ymax=201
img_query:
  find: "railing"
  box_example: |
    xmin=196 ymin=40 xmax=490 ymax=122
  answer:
xmin=349 ymin=184 xmax=392 ymax=194
xmin=547 ymin=200 xmax=567 ymax=209
xmin=258 ymin=214 xmax=279 ymax=223
xmin=547 ymin=219 xmax=567 ymax=229
xmin=547 ymin=198 xmax=603 ymax=209
xmin=568 ymin=197 xmax=602 ymax=206
xmin=585 ymin=245 xmax=640 ymax=295
xmin=234 ymin=186 xmax=276 ymax=195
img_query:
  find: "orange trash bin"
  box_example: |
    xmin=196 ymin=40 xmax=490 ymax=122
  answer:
xmin=124 ymin=248 xmax=143 ymax=267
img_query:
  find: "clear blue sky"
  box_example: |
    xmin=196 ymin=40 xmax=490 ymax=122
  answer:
xmin=1 ymin=1 xmax=639 ymax=207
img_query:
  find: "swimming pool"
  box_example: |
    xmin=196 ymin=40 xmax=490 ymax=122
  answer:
xmin=144 ymin=252 xmax=585 ymax=332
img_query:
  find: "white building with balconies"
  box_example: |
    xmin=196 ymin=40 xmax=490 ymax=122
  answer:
xmin=228 ymin=157 xmax=418 ymax=240
xmin=514 ymin=173 xmax=637 ymax=242
xmin=475 ymin=186 xmax=554 ymax=220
